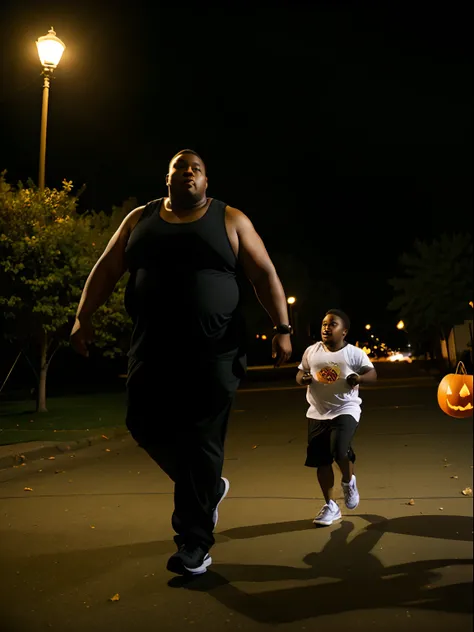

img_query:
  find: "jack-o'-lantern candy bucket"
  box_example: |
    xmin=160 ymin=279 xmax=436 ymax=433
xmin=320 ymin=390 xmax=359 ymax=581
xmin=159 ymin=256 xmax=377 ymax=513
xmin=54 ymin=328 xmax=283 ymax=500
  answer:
xmin=437 ymin=361 xmax=473 ymax=419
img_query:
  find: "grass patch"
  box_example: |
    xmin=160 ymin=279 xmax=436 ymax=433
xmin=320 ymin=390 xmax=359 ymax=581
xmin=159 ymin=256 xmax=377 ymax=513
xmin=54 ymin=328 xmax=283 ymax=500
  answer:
xmin=0 ymin=392 xmax=127 ymax=445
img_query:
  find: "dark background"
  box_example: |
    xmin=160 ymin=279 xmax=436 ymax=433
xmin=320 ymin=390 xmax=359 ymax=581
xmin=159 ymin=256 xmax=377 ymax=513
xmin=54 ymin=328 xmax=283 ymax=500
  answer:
xmin=0 ymin=0 xmax=471 ymax=380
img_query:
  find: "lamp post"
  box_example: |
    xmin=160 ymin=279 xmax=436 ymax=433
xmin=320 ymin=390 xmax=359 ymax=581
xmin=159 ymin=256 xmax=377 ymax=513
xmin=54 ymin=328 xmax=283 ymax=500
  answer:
xmin=287 ymin=296 xmax=296 ymax=332
xmin=36 ymin=27 xmax=66 ymax=190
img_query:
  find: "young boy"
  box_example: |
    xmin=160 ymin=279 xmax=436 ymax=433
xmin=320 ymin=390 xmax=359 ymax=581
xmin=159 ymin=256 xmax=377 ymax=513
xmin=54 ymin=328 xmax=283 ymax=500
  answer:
xmin=296 ymin=309 xmax=377 ymax=526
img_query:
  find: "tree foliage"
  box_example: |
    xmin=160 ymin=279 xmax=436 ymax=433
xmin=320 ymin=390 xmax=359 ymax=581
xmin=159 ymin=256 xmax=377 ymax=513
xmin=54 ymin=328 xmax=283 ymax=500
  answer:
xmin=388 ymin=233 xmax=473 ymax=344
xmin=0 ymin=172 xmax=132 ymax=409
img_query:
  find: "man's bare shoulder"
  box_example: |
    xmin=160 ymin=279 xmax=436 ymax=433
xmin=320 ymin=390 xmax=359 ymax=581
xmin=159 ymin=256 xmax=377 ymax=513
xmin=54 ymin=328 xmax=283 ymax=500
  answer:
xmin=123 ymin=205 xmax=146 ymax=234
xmin=225 ymin=205 xmax=253 ymax=230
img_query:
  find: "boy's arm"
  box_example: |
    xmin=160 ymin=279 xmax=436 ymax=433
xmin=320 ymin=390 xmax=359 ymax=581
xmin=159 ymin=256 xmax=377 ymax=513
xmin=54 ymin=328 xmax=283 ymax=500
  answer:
xmin=296 ymin=369 xmax=312 ymax=385
xmin=346 ymin=348 xmax=378 ymax=387
xmin=358 ymin=366 xmax=377 ymax=382
xmin=296 ymin=348 xmax=312 ymax=385
xmin=347 ymin=363 xmax=377 ymax=387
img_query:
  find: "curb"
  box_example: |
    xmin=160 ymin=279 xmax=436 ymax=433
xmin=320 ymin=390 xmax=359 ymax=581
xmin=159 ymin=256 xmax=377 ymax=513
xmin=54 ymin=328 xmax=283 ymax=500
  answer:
xmin=0 ymin=427 xmax=131 ymax=471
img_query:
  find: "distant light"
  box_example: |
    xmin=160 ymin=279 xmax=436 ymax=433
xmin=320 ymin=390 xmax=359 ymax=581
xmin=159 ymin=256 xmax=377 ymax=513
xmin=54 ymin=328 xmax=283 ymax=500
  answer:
xmin=287 ymin=296 xmax=296 ymax=305
xmin=470 ymin=301 xmax=473 ymax=308
xmin=365 ymin=324 xmax=371 ymax=330
xmin=396 ymin=320 xmax=405 ymax=330
xmin=261 ymin=334 xmax=268 ymax=340
xmin=36 ymin=27 xmax=66 ymax=69
xmin=255 ymin=334 xmax=260 ymax=339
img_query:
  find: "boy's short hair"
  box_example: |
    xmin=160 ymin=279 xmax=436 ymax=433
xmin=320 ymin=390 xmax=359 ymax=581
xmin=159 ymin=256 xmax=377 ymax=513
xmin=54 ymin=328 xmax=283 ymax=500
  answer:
xmin=325 ymin=309 xmax=351 ymax=330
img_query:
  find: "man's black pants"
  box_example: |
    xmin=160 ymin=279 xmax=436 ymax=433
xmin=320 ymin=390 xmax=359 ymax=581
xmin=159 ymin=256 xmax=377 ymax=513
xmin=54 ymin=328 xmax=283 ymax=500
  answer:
xmin=125 ymin=353 xmax=242 ymax=551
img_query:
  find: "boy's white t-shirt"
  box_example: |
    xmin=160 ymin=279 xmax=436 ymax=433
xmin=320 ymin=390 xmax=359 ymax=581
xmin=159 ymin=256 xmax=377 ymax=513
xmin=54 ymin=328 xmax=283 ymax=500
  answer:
xmin=298 ymin=341 xmax=374 ymax=422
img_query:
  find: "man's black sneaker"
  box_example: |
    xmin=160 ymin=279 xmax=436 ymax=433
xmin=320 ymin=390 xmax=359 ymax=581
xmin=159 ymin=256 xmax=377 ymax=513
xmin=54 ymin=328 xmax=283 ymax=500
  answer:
xmin=166 ymin=546 xmax=212 ymax=575
xmin=213 ymin=477 xmax=230 ymax=527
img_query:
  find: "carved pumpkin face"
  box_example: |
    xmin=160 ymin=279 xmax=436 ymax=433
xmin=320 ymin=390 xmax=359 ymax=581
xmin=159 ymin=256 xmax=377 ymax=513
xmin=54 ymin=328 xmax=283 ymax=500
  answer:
xmin=437 ymin=372 xmax=473 ymax=418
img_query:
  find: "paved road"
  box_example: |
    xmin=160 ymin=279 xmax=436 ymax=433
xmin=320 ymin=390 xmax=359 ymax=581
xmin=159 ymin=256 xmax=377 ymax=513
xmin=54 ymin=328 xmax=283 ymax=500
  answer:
xmin=0 ymin=369 xmax=472 ymax=632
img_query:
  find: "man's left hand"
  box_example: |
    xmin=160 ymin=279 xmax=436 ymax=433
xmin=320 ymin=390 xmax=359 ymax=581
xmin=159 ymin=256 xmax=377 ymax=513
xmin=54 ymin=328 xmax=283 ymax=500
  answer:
xmin=272 ymin=334 xmax=292 ymax=367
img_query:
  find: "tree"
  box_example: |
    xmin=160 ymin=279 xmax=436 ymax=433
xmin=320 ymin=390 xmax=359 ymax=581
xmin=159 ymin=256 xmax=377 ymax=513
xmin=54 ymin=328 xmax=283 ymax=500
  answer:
xmin=387 ymin=233 xmax=473 ymax=362
xmin=0 ymin=173 xmax=131 ymax=411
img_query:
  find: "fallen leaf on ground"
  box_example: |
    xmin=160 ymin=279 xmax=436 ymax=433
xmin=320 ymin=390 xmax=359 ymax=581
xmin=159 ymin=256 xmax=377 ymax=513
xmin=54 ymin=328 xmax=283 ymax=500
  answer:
xmin=109 ymin=593 xmax=120 ymax=602
xmin=407 ymin=499 xmax=415 ymax=505
xmin=462 ymin=487 xmax=472 ymax=496
xmin=439 ymin=507 xmax=444 ymax=511
xmin=443 ymin=464 xmax=451 ymax=468
xmin=105 ymin=449 xmax=111 ymax=452
xmin=252 ymin=445 xmax=259 ymax=449
xmin=47 ymin=456 xmax=56 ymax=461
xmin=54 ymin=470 xmax=65 ymax=474
xmin=101 ymin=435 xmax=109 ymax=440
xmin=450 ymin=475 xmax=459 ymax=479
xmin=24 ymin=487 xmax=33 ymax=492
xmin=90 ymin=525 xmax=96 ymax=529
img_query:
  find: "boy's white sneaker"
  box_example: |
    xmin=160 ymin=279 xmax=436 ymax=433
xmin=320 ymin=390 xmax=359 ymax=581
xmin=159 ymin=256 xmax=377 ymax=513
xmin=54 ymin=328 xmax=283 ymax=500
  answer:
xmin=313 ymin=500 xmax=341 ymax=526
xmin=342 ymin=475 xmax=360 ymax=510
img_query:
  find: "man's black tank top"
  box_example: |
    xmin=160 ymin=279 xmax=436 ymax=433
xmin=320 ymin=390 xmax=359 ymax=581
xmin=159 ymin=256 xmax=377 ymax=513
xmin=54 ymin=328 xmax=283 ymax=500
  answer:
xmin=124 ymin=198 xmax=245 ymax=362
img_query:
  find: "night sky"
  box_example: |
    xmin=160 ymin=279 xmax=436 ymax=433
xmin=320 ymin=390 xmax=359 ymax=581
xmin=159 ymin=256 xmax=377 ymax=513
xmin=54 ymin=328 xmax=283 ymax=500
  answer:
xmin=0 ymin=1 xmax=471 ymax=342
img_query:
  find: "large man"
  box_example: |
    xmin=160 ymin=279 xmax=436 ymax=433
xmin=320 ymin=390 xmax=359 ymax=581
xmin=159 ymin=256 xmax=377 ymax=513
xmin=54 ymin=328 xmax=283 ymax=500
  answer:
xmin=70 ymin=149 xmax=292 ymax=576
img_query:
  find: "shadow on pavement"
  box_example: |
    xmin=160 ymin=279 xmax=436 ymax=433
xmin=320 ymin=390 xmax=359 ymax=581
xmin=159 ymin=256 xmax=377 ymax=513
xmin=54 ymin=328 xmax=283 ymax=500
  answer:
xmin=218 ymin=513 xmax=473 ymax=543
xmin=0 ymin=514 xmax=471 ymax=626
xmin=168 ymin=514 xmax=473 ymax=624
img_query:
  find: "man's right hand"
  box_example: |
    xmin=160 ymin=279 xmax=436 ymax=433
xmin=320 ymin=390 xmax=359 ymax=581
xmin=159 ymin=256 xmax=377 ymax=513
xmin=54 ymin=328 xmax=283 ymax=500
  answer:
xmin=70 ymin=317 xmax=93 ymax=357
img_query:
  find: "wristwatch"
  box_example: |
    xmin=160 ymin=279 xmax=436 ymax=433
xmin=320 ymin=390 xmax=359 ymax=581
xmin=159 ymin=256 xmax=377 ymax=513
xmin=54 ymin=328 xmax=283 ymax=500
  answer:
xmin=273 ymin=324 xmax=293 ymax=335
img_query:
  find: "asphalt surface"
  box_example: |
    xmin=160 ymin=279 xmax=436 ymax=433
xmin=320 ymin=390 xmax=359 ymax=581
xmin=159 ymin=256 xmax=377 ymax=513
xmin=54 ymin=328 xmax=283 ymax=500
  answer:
xmin=0 ymin=365 xmax=472 ymax=632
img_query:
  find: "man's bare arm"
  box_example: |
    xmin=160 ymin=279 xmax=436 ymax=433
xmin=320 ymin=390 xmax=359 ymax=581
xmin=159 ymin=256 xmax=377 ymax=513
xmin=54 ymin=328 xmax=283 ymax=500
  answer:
xmin=70 ymin=206 xmax=144 ymax=356
xmin=75 ymin=206 xmax=144 ymax=320
xmin=226 ymin=206 xmax=292 ymax=366
xmin=228 ymin=207 xmax=289 ymax=327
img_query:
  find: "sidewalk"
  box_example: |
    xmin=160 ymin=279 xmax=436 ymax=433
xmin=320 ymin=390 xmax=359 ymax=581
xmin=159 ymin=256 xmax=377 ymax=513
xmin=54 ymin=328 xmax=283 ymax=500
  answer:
xmin=0 ymin=426 xmax=130 ymax=471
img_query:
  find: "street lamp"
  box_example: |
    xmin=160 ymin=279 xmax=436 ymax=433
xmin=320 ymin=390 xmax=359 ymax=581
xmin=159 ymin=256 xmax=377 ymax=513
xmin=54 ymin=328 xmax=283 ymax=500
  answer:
xmin=36 ymin=27 xmax=66 ymax=190
xmin=287 ymin=296 xmax=296 ymax=331
xmin=396 ymin=320 xmax=405 ymax=330
xmin=365 ymin=324 xmax=371 ymax=330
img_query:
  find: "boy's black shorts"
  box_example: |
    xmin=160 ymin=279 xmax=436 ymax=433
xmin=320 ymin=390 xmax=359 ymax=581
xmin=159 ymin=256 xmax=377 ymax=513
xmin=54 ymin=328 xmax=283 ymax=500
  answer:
xmin=305 ymin=414 xmax=358 ymax=467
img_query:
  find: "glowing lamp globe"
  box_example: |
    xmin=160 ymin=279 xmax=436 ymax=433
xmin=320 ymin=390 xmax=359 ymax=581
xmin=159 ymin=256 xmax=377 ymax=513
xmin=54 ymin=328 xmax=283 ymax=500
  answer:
xmin=36 ymin=27 xmax=66 ymax=69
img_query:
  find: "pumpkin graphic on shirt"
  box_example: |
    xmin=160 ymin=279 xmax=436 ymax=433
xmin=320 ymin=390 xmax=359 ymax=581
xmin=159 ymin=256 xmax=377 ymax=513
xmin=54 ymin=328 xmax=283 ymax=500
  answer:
xmin=316 ymin=363 xmax=341 ymax=384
